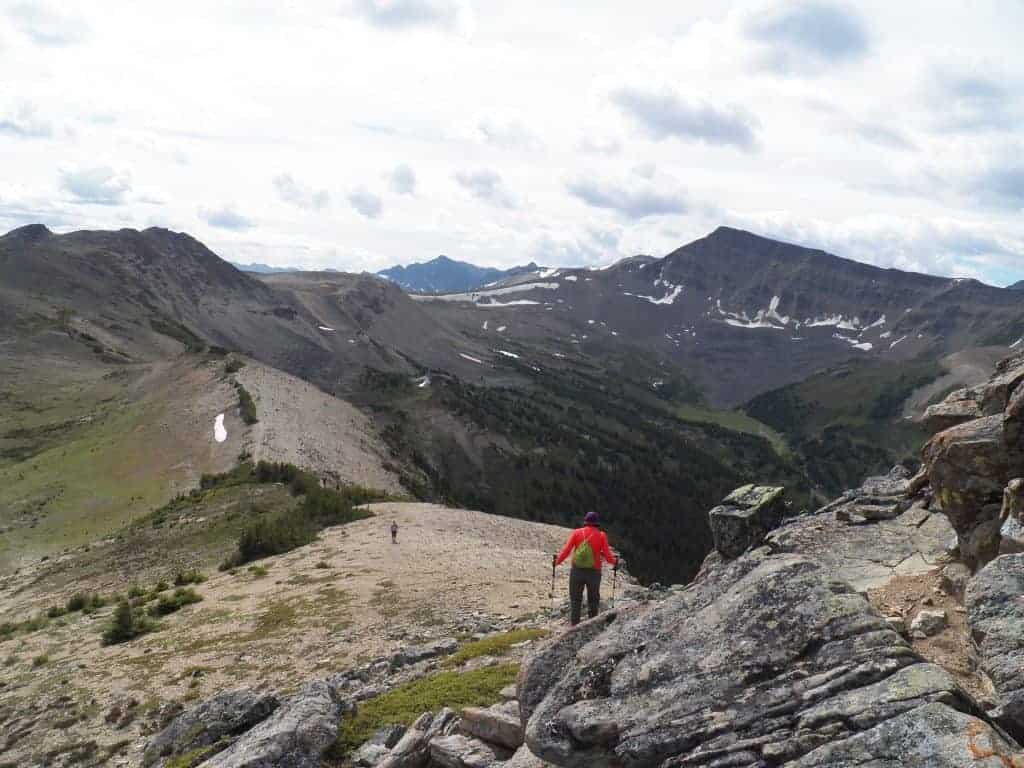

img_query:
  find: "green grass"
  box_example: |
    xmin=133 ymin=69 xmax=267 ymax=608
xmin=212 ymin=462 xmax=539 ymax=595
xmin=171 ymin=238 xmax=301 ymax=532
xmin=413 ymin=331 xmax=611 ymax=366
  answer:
xmin=235 ymin=383 xmax=258 ymax=425
xmin=443 ymin=628 xmax=548 ymax=668
xmin=330 ymin=664 xmax=519 ymax=760
xmin=147 ymin=588 xmax=202 ymax=617
xmin=673 ymin=404 xmax=790 ymax=458
xmin=166 ymin=745 xmax=214 ymax=768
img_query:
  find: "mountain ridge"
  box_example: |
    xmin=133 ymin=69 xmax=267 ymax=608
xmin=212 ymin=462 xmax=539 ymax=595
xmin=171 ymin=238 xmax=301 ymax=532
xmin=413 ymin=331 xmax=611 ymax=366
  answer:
xmin=377 ymin=255 xmax=540 ymax=294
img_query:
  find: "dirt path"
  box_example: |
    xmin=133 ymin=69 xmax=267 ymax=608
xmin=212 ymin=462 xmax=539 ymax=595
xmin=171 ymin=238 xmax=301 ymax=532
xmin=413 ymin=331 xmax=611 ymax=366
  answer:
xmin=0 ymin=504 xmax=583 ymax=766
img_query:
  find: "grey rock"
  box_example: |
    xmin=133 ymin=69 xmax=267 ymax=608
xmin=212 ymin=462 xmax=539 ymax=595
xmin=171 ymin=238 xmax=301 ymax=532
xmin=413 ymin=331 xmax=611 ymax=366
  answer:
xmin=924 ymin=414 xmax=1013 ymax=569
xmin=967 ymin=553 xmax=1024 ymax=742
xmin=501 ymin=745 xmax=553 ymax=768
xmin=429 ymin=734 xmax=500 ymax=768
xmin=353 ymin=742 xmax=391 ymax=767
xmin=390 ymin=638 xmax=459 ymax=670
xmin=460 ymin=701 xmax=523 ymax=750
xmin=910 ymin=609 xmax=947 ymax=637
xmin=203 ymin=681 xmax=341 ymax=768
xmin=498 ymin=685 xmax=518 ymax=702
xmin=374 ymin=725 xmax=407 ymax=749
xmin=765 ymin=501 xmax=954 ymax=593
xmin=883 ymin=615 xmax=906 ymax=634
xmin=378 ymin=714 xmax=434 ymax=768
xmin=708 ymin=484 xmax=785 ymax=558
xmin=1000 ymin=478 xmax=1024 ymax=555
xmin=520 ymin=549 xmax=1009 ymax=768
xmin=788 ymin=701 xmax=1023 ymax=766
xmin=501 ymin=745 xmax=557 ymax=768
xmin=143 ymin=689 xmax=279 ymax=767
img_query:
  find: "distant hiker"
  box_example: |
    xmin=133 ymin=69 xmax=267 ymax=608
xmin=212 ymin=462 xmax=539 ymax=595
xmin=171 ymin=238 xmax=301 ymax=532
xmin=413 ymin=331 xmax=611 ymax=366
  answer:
xmin=553 ymin=511 xmax=618 ymax=626
xmin=390 ymin=521 xmax=398 ymax=543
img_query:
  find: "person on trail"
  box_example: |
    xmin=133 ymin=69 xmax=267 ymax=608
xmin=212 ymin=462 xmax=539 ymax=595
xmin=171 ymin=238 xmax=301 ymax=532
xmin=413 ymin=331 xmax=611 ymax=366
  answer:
xmin=553 ymin=511 xmax=619 ymax=626
xmin=390 ymin=521 xmax=398 ymax=543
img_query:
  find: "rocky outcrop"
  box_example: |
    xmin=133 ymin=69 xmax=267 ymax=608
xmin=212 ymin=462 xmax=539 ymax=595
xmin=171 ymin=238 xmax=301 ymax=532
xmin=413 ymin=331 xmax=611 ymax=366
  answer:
xmin=143 ymin=689 xmax=279 ymax=767
xmin=923 ymin=388 xmax=984 ymax=433
xmin=966 ymin=553 xmax=1024 ymax=741
xmin=825 ymin=465 xmax=913 ymax=524
xmin=707 ymin=484 xmax=784 ymax=558
xmin=765 ymin=473 xmax=953 ymax=592
xmin=923 ymin=353 xmax=1024 ymax=569
xmin=390 ymin=638 xmax=459 ymax=670
xmin=519 ymin=548 xmax=1021 ymax=766
xmin=199 ymin=681 xmax=341 ymax=768
xmin=429 ymin=734 xmax=502 ymax=768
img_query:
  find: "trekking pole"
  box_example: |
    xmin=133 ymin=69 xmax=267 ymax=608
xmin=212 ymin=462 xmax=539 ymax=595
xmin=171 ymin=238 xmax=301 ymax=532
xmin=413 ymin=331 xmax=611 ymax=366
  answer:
xmin=611 ymin=565 xmax=618 ymax=608
xmin=549 ymin=557 xmax=556 ymax=598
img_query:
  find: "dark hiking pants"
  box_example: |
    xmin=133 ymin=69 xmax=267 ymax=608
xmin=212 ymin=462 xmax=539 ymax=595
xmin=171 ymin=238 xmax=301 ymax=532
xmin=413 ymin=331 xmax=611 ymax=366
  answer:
xmin=569 ymin=566 xmax=601 ymax=625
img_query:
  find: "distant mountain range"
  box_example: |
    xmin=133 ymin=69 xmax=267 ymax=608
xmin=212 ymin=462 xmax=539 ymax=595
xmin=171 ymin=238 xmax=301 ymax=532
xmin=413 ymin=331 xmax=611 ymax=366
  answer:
xmin=377 ymin=255 xmax=539 ymax=294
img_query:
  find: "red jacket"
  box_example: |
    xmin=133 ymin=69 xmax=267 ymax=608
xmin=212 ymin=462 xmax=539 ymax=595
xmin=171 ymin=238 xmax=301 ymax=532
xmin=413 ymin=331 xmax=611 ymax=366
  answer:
xmin=555 ymin=525 xmax=616 ymax=570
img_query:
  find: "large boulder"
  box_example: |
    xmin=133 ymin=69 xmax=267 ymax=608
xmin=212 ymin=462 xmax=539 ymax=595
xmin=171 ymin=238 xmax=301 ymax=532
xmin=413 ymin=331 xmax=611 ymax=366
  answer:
xmin=429 ymin=734 xmax=501 ymax=768
xmin=966 ymin=553 xmax=1024 ymax=742
xmin=707 ymin=484 xmax=784 ymax=558
xmin=460 ymin=701 xmax=523 ymax=750
xmin=202 ymin=681 xmax=342 ymax=768
xmin=924 ymin=415 xmax=1012 ymax=568
xmin=923 ymin=388 xmax=983 ymax=434
xmin=143 ymin=690 xmax=279 ymax=767
xmin=519 ymin=549 xmax=1019 ymax=767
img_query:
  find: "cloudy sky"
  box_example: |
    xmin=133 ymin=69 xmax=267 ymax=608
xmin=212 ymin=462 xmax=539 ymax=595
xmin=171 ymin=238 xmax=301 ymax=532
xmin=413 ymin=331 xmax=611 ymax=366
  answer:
xmin=1 ymin=1 xmax=1023 ymax=283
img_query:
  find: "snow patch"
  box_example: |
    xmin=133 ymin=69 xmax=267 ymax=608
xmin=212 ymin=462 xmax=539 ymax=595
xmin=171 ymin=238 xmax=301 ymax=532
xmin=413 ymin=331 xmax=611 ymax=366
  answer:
xmin=318 ymin=326 xmax=335 ymax=332
xmin=496 ymin=325 xmax=507 ymax=333
xmin=459 ymin=353 xmax=484 ymax=364
xmin=416 ymin=376 xmax=431 ymax=388
xmin=498 ymin=350 xmax=519 ymax=359
xmin=864 ymin=314 xmax=887 ymax=330
xmin=214 ymin=414 xmax=227 ymax=443
xmin=482 ymin=320 xmax=489 ymax=330
xmin=538 ymin=268 xmax=560 ymax=279
xmin=1010 ymin=338 xmax=1023 ymax=349
xmin=890 ymin=335 xmax=908 ymax=349
xmin=832 ymin=332 xmax=872 ymax=351
xmin=563 ymin=275 xmax=578 ymax=282
xmin=879 ymin=331 xmax=892 ymax=339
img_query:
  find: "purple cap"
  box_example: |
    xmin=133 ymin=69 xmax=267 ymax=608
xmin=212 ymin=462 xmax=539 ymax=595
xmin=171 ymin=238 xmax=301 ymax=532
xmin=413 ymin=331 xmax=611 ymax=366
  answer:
xmin=583 ymin=511 xmax=599 ymax=525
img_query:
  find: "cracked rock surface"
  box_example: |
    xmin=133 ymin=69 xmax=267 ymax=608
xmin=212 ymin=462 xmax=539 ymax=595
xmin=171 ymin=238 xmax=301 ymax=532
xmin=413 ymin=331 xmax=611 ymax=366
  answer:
xmin=519 ymin=549 xmax=1021 ymax=767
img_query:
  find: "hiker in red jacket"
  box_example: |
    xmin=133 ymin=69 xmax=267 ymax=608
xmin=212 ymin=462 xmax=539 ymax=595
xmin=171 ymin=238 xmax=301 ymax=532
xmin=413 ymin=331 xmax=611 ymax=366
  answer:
xmin=553 ymin=511 xmax=619 ymax=625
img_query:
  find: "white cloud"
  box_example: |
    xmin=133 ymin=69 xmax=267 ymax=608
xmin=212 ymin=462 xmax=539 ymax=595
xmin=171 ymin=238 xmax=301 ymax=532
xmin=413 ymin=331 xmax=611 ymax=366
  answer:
xmin=349 ymin=187 xmax=383 ymax=218
xmin=347 ymin=0 xmax=468 ymax=32
xmin=5 ymin=1 xmax=90 ymax=46
xmin=273 ymin=173 xmax=330 ymax=210
xmin=741 ymin=1 xmax=869 ymax=74
xmin=610 ymin=84 xmax=760 ymax=150
xmin=390 ymin=163 xmax=417 ymax=195
xmin=59 ymin=166 xmax=131 ymax=205
xmin=475 ymin=113 xmax=542 ymax=151
xmin=0 ymin=102 xmax=52 ymax=138
xmin=199 ymin=204 xmax=254 ymax=230
xmin=567 ymin=173 xmax=689 ymax=220
xmin=454 ymin=169 xmax=518 ymax=209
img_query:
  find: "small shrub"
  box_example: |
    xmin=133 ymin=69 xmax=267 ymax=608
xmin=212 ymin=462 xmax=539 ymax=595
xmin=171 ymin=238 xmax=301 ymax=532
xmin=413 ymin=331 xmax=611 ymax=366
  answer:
xmin=32 ymin=654 xmax=49 ymax=667
xmin=3 ymin=655 xmax=16 ymax=667
xmin=443 ymin=628 xmax=549 ymax=668
xmin=102 ymin=600 xmax=155 ymax=646
xmin=247 ymin=565 xmax=269 ymax=578
xmin=314 ymin=561 xmax=330 ymax=569
xmin=66 ymin=593 xmax=88 ymax=613
xmin=127 ymin=585 xmax=145 ymax=599
xmin=155 ymin=581 xmax=169 ymax=593
xmin=147 ymin=588 xmax=202 ymax=617
xmin=330 ymin=665 xmax=519 ymax=759
xmin=46 ymin=606 xmax=67 ymax=619
xmin=236 ymin=383 xmax=258 ymax=425
xmin=173 ymin=570 xmax=206 ymax=587
xmin=225 ymin=357 xmax=246 ymax=374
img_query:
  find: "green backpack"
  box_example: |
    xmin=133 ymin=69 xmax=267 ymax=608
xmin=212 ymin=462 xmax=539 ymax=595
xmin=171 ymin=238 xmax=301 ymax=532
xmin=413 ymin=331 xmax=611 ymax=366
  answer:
xmin=572 ymin=532 xmax=597 ymax=569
